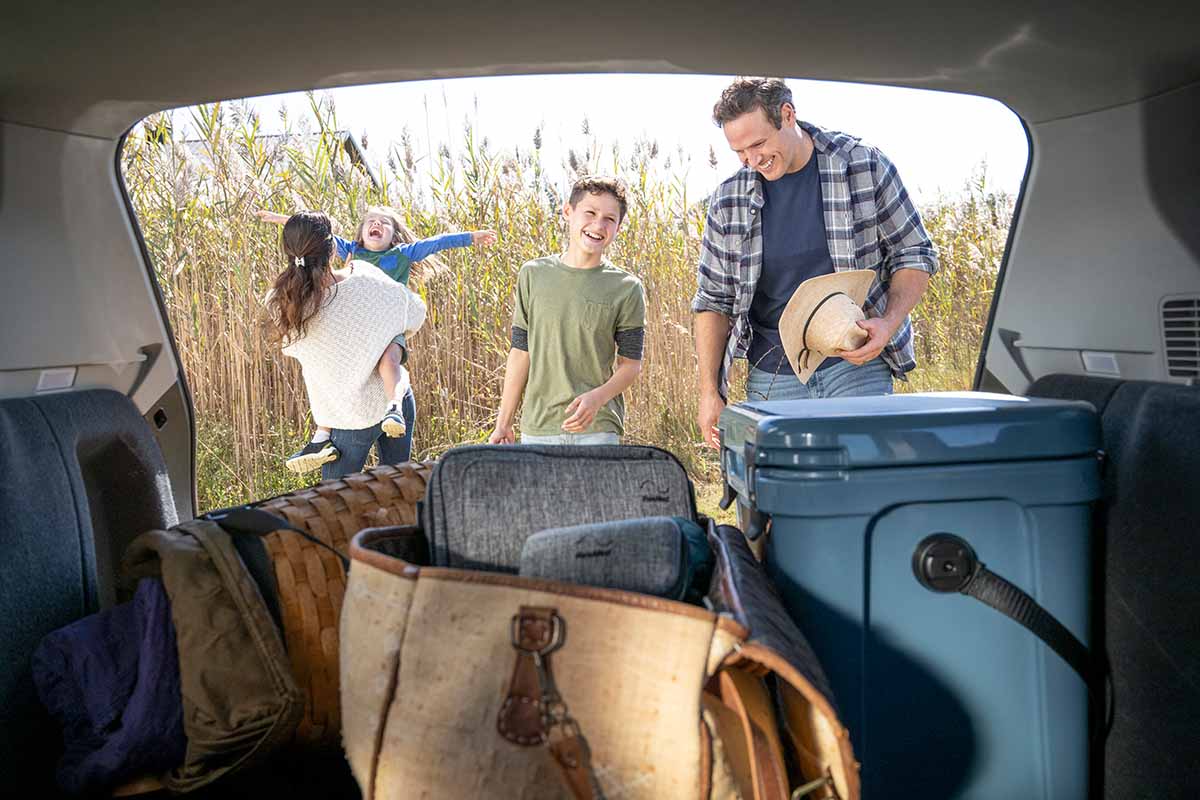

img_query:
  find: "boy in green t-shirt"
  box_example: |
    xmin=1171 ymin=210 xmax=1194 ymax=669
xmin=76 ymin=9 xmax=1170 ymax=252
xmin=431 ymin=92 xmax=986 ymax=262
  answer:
xmin=489 ymin=176 xmax=646 ymax=445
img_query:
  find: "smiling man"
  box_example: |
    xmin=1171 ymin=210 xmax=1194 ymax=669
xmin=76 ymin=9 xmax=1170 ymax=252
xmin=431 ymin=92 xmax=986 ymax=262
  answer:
xmin=490 ymin=175 xmax=646 ymax=445
xmin=692 ymin=77 xmax=939 ymax=448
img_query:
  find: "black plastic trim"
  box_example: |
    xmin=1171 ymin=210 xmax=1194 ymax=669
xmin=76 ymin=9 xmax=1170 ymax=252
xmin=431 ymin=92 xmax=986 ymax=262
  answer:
xmin=115 ymin=126 xmax=198 ymax=519
xmin=973 ymin=109 xmax=1035 ymax=394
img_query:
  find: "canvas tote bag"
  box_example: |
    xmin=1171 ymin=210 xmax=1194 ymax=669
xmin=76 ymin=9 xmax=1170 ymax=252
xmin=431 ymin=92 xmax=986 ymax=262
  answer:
xmin=340 ymin=521 xmax=859 ymax=800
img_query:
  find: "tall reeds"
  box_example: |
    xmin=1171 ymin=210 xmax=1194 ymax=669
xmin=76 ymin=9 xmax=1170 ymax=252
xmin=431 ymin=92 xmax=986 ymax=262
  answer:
xmin=122 ymin=97 xmax=1013 ymax=511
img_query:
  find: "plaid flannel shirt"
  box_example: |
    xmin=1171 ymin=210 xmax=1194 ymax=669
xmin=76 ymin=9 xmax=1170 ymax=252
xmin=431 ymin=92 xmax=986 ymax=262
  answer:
xmin=692 ymin=121 xmax=938 ymax=399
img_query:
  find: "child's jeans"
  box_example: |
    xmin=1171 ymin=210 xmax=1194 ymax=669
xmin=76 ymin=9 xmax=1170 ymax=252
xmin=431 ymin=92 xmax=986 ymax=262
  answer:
xmin=394 ymin=365 xmax=410 ymax=402
xmin=323 ymin=388 xmax=416 ymax=479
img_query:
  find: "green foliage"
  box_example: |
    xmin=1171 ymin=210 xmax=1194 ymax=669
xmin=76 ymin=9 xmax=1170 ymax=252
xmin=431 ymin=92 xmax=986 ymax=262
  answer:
xmin=122 ymin=98 xmax=1012 ymax=512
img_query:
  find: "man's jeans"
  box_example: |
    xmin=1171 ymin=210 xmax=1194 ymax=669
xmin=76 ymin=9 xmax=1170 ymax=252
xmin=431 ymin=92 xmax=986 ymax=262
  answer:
xmin=322 ymin=388 xmax=416 ymax=480
xmin=520 ymin=432 xmax=620 ymax=445
xmin=746 ymin=357 xmax=893 ymax=401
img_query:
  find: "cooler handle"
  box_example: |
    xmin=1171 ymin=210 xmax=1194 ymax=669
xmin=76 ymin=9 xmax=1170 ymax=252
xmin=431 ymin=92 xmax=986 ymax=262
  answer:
xmin=718 ymin=435 xmax=770 ymax=540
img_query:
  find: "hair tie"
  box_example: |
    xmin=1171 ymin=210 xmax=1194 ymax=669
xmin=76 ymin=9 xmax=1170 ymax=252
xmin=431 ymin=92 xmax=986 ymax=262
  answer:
xmin=294 ymin=256 xmax=305 ymax=267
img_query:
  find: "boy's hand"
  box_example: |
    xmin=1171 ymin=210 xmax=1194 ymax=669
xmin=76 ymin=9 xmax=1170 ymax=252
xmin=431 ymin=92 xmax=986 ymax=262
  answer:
xmin=488 ymin=423 xmax=515 ymax=444
xmin=562 ymin=390 xmax=604 ymax=433
xmin=471 ymin=229 xmax=499 ymax=247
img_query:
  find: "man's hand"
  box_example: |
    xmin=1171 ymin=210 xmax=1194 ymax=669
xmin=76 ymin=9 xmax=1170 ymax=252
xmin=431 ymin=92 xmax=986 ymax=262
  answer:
xmin=839 ymin=317 xmax=896 ymax=365
xmin=471 ymin=229 xmax=499 ymax=247
xmin=488 ymin=423 xmax=515 ymax=444
xmin=697 ymin=391 xmax=725 ymax=450
xmin=562 ymin=390 xmax=604 ymax=433
xmin=840 ymin=269 xmax=931 ymax=366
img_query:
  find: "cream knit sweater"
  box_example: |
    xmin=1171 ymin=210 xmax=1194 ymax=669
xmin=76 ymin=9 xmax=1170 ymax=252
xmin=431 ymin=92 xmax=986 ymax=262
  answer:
xmin=281 ymin=263 xmax=427 ymax=430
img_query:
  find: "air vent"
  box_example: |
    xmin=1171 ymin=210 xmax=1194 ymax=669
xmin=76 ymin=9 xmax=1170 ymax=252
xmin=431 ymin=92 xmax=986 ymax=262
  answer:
xmin=1162 ymin=297 xmax=1200 ymax=380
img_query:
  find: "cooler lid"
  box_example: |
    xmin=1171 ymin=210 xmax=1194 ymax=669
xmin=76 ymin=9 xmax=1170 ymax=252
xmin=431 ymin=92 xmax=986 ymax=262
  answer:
xmin=719 ymin=391 xmax=1100 ymax=470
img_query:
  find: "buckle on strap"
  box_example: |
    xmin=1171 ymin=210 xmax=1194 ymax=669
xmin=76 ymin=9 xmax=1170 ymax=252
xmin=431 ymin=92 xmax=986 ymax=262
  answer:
xmin=511 ymin=607 xmax=565 ymax=655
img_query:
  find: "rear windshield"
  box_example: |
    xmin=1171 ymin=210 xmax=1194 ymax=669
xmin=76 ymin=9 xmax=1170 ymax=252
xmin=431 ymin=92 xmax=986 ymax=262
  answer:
xmin=119 ymin=74 xmax=1027 ymax=513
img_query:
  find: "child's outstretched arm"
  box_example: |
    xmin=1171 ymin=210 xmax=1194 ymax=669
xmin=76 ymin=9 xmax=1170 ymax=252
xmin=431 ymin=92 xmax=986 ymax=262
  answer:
xmin=488 ymin=346 xmax=530 ymax=444
xmin=254 ymin=209 xmax=290 ymax=225
xmin=257 ymin=208 xmax=355 ymax=261
xmin=401 ymin=229 xmax=498 ymax=262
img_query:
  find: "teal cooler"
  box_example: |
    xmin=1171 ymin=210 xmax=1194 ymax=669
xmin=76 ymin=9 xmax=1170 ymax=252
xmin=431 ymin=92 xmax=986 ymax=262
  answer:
xmin=719 ymin=392 xmax=1101 ymax=799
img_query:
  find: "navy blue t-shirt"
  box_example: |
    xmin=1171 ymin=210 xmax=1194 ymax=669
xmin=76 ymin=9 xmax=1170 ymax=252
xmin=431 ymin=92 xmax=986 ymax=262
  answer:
xmin=746 ymin=154 xmax=836 ymax=375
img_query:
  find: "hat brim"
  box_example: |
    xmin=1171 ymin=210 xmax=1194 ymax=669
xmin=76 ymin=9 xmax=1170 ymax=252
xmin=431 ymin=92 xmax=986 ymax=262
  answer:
xmin=778 ymin=270 xmax=877 ymax=384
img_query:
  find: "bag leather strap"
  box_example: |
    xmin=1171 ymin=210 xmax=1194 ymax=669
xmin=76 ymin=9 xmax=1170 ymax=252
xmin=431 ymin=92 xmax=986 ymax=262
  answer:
xmin=549 ymin=734 xmax=600 ymax=800
xmin=706 ymin=666 xmax=791 ymax=800
xmin=497 ymin=607 xmax=557 ymax=746
xmin=723 ymin=668 xmax=789 ymax=799
xmin=497 ymin=606 xmax=604 ymax=800
xmin=702 ymin=691 xmax=756 ymax=797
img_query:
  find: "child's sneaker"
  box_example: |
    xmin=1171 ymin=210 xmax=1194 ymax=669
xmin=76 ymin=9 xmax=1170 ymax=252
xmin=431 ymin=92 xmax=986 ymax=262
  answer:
xmin=381 ymin=407 xmax=407 ymax=438
xmin=285 ymin=440 xmax=340 ymax=473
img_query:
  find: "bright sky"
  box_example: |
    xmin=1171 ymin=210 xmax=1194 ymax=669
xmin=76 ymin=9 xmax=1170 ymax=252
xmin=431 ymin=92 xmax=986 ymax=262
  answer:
xmin=234 ymin=73 xmax=1028 ymax=206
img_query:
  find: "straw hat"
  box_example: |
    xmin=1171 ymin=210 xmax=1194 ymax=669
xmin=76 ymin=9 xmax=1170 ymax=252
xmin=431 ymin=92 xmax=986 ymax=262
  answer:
xmin=778 ymin=269 xmax=877 ymax=383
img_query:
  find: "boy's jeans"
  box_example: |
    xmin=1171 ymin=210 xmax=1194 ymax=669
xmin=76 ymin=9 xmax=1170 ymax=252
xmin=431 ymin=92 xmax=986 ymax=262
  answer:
xmin=746 ymin=357 xmax=893 ymax=401
xmin=520 ymin=432 xmax=620 ymax=445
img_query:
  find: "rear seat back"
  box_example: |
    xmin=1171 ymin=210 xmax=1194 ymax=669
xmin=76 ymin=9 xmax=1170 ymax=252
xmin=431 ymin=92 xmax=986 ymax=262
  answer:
xmin=0 ymin=389 xmax=177 ymax=788
xmin=1026 ymin=375 xmax=1200 ymax=798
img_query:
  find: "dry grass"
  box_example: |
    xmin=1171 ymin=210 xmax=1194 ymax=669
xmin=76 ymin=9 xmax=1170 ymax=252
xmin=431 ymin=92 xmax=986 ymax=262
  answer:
xmin=122 ymin=97 xmax=1013 ymax=512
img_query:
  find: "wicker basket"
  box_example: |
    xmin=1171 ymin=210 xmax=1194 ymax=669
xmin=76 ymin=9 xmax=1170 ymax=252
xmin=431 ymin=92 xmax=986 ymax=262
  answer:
xmin=257 ymin=462 xmax=432 ymax=747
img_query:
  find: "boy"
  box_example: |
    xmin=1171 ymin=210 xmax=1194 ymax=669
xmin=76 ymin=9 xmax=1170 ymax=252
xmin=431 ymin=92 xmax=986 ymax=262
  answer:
xmin=489 ymin=176 xmax=646 ymax=445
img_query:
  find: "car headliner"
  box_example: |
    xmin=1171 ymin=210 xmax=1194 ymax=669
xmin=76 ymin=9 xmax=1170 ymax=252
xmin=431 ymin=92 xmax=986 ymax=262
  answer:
xmin=3 ymin=1 xmax=1199 ymax=137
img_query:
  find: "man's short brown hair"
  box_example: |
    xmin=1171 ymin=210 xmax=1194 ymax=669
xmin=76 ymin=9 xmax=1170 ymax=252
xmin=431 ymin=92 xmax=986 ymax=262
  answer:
xmin=712 ymin=77 xmax=794 ymax=130
xmin=568 ymin=175 xmax=629 ymax=223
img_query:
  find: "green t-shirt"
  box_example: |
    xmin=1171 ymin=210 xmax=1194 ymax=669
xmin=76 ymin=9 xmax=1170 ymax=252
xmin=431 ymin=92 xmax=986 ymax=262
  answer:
xmin=513 ymin=256 xmax=646 ymax=436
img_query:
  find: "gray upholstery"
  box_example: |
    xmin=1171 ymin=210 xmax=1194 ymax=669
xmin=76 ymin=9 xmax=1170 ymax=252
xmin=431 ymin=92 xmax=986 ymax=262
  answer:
xmin=0 ymin=389 xmax=177 ymax=788
xmin=1026 ymin=375 xmax=1200 ymax=798
xmin=423 ymin=445 xmax=695 ymax=572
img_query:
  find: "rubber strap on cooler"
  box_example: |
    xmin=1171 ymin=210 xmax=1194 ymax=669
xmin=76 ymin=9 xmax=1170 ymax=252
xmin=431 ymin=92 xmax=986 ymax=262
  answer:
xmin=912 ymin=533 xmax=1092 ymax=684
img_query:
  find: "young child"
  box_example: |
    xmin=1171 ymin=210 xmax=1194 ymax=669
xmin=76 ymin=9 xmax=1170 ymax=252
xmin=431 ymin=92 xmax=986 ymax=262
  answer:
xmin=257 ymin=206 xmax=497 ymax=472
xmin=488 ymin=176 xmax=646 ymax=446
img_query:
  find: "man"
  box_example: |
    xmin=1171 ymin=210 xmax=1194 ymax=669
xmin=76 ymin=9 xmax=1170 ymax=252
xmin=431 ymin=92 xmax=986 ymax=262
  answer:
xmin=693 ymin=77 xmax=938 ymax=448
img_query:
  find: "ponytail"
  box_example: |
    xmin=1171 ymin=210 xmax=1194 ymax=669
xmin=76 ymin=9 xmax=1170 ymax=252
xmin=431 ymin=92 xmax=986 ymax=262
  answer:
xmin=264 ymin=211 xmax=335 ymax=343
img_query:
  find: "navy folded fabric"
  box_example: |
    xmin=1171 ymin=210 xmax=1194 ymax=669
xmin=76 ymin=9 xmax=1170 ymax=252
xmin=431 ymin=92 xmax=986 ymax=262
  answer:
xmin=32 ymin=577 xmax=186 ymax=794
xmin=674 ymin=516 xmax=715 ymax=604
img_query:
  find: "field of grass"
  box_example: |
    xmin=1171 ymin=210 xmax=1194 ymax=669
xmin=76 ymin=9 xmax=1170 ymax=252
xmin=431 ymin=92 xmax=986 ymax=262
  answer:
xmin=122 ymin=96 xmax=1012 ymax=514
